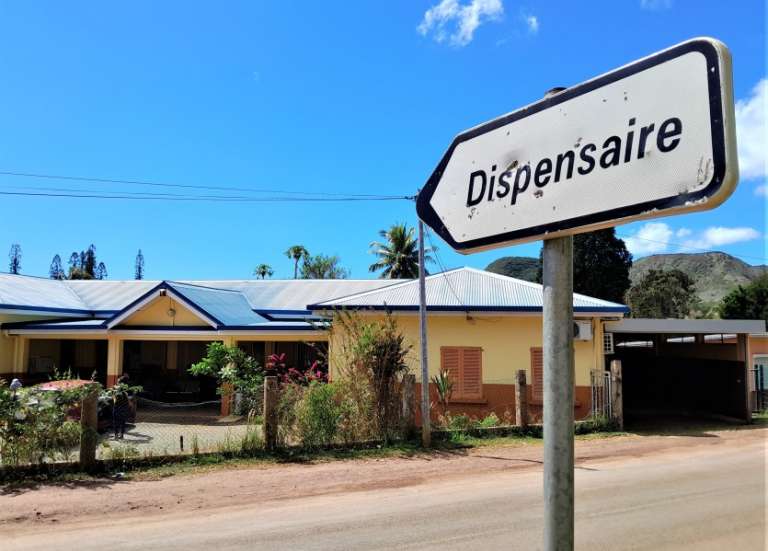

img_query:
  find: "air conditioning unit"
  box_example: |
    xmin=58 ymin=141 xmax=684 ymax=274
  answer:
xmin=573 ymin=321 xmax=593 ymax=341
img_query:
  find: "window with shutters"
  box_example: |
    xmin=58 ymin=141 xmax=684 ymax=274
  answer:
xmin=440 ymin=347 xmax=483 ymax=400
xmin=531 ymin=347 xmax=543 ymax=402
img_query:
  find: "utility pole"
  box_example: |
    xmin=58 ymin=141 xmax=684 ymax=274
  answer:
xmin=542 ymin=235 xmax=575 ymax=551
xmin=418 ymin=220 xmax=431 ymax=447
xmin=542 ymin=86 xmax=575 ymax=551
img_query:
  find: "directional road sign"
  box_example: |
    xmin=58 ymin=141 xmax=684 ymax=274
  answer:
xmin=416 ymin=38 xmax=738 ymax=253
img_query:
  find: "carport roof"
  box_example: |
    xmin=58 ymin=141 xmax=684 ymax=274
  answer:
xmin=605 ymin=318 xmax=766 ymax=334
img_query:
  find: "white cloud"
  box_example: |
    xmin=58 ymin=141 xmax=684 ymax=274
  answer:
xmin=736 ymin=78 xmax=768 ymax=180
xmin=624 ymin=223 xmax=761 ymax=256
xmin=524 ymin=14 xmax=538 ymax=34
xmin=640 ymin=0 xmax=672 ymax=9
xmin=624 ymin=222 xmax=673 ymax=255
xmin=682 ymin=226 xmax=761 ymax=250
xmin=418 ymin=0 xmax=504 ymax=47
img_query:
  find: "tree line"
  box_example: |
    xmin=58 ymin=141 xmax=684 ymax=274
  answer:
xmin=7 ymin=244 xmax=146 ymax=280
xmin=253 ymin=223 xmax=435 ymax=280
xmin=8 ymin=225 xmax=765 ymax=323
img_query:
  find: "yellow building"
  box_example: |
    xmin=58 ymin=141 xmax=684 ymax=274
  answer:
xmin=309 ymin=268 xmax=626 ymax=420
xmin=0 ymin=268 xmax=628 ymax=420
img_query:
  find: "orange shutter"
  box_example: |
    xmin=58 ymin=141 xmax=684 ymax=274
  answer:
xmin=440 ymin=347 xmax=483 ymax=400
xmin=441 ymin=347 xmax=461 ymax=399
xmin=461 ymin=348 xmax=482 ymax=399
xmin=531 ymin=348 xmax=543 ymax=401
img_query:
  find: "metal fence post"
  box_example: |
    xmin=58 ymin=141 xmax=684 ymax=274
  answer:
xmin=542 ymin=235 xmax=574 ymax=551
xmin=515 ymin=369 xmax=528 ymax=428
xmin=79 ymin=389 xmax=99 ymax=471
xmin=610 ymin=360 xmax=623 ymax=430
xmin=263 ymin=376 xmax=279 ymax=451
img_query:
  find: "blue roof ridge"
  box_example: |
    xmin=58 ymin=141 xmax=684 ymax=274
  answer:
xmin=166 ymin=280 xmax=244 ymax=294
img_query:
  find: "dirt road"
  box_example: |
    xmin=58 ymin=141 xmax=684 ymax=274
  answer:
xmin=2 ymin=427 xmax=766 ymax=550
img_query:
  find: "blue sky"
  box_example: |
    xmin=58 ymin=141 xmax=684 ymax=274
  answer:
xmin=0 ymin=1 xmax=764 ymax=280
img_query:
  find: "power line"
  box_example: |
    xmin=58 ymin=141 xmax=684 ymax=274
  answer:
xmin=424 ymin=227 xmax=467 ymax=309
xmin=0 ymin=170 xmax=410 ymax=200
xmin=0 ymin=189 xmax=410 ymax=203
xmin=617 ymin=232 xmax=767 ymax=264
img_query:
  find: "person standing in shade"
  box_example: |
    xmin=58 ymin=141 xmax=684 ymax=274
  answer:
xmin=112 ymin=374 xmax=131 ymax=439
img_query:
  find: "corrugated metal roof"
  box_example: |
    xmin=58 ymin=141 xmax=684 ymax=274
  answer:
xmin=309 ymin=267 xmax=628 ymax=312
xmin=605 ymin=318 xmax=766 ymax=334
xmin=0 ymin=273 xmax=88 ymax=312
xmin=167 ymin=282 xmax=268 ymax=327
xmin=182 ymin=279 xmax=405 ymax=311
xmin=0 ymin=275 xmax=403 ymax=314
xmin=65 ymin=280 xmax=157 ymax=312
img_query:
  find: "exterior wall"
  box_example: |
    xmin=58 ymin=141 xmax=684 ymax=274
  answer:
xmin=748 ymin=335 xmax=768 ymax=364
xmin=329 ymin=313 xmax=603 ymax=421
xmin=0 ymin=332 xmax=16 ymax=376
xmin=747 ymin=334 xmax=768 ymax=398
xmin=122 ymin=296 xmax=209 ymax=327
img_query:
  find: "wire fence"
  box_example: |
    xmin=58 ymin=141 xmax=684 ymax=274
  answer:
xmin=97 ymin=396 xmax=258 ymax=460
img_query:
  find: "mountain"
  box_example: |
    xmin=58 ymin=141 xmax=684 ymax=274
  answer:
xmin=485 ymin=256 xmax=540 ymax=282
xmin=485 ymin=251 xmax=766 ymax=311
xmin=630 ymin=252 xmax=767 ymax=307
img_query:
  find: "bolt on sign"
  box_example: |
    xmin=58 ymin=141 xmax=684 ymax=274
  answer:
xmin=416 ymin=38 xmax=738 ymax=254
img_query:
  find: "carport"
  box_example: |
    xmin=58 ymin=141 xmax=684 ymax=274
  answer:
xmin=604 ymin=319 xmax=766 ymax=426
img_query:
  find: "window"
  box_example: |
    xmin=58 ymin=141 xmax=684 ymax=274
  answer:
xmin=531 ymin=347 xmax=543 ymax=402
xmin=440 ymin=347 xmax=483 ymax=400
xmin=603 ymin=332 xmax=614 ymax=355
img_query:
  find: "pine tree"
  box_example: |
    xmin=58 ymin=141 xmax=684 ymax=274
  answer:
xmin=49 ymin=254 xmax=65 ymax=280
xmin=96 ymin=262 xmax=108 ymax=280
xmin=83 ymin=244 xmax=97 ymax=277
xmin=135 ymin=249 xmax=145 ymax=280
xmin=8 ymin=244 xmax=21 ymax=274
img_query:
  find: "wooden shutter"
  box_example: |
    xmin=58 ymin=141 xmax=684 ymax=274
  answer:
xmin=461 ymin=348 xmax=482 ymax=399
xmin=441 ymin=347 xmax=461 ymax=398
xmin=531 ymin=347 xmax=543 ymax=401
xmin=440 ymin=347 xmax=483 ymax=400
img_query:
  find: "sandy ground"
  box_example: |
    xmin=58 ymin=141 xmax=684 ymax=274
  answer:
xmin=1 ymin=426 xmax=766 ymax=550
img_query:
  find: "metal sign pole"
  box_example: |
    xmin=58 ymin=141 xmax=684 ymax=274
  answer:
xmin=418 ymin=220 xmax=431 ymax=447
xmin=542 ymin=235 xmax=575 ymax=551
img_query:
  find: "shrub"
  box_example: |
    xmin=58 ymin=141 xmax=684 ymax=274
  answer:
xmin=293 ymin=382 xmax=342 ymax=449
xmin=329 ymin=311 xmax=412 ymax=443
xmin=0 ymin=379 xmax=98 ymax=466
xmin=476 ymin=412 xmax=500 ymax=429
xmin=190 ymin=343 xmax=263 ymax=416
xmin=447 ymin=413 xmax=471 ymax=431
xmin=431 ymin=371 xmax=453 ymax=415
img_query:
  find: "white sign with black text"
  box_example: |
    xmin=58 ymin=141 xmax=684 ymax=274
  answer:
xmin=416 ymin=37 xmax=738 ymax=253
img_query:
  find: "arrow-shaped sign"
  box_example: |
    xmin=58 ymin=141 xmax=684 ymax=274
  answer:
xmin=416 ymin=37 xmax=738 ymax=254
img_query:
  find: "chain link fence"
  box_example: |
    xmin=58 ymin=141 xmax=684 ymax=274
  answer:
xmin=98 ymin=396 xmax=259 ymax=461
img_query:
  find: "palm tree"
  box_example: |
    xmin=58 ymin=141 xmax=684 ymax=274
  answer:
xmin=284 ymin=245 xmax=309 ymax=279
xmin=368 ymin=223 xmax=434 ymax=279
xmin=254 ymin=264 xmax=274 ymax=279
